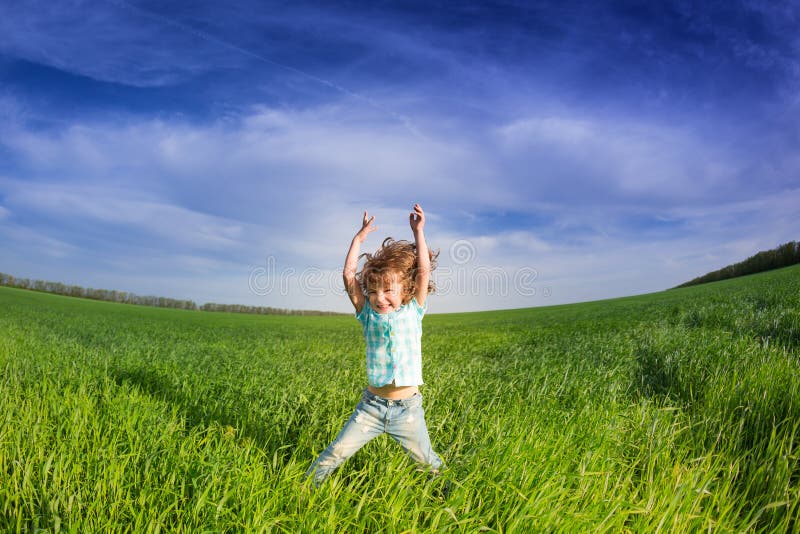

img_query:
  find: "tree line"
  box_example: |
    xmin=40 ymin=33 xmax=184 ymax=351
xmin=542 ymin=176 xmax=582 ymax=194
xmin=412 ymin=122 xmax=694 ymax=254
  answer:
xmin=0 ymin=272 xmax=344 ymax=316
xmin=674 ymin=240 xmax=800 ymax=288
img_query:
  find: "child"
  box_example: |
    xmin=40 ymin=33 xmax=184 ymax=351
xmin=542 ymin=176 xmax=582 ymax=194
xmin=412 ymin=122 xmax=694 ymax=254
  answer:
xmin=305 ymin=203 xmax=444 ymax=486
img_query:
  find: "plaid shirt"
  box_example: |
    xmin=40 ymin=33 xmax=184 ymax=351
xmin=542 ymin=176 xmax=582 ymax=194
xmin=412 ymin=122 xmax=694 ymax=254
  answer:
xmin=356 ymin=298 xmax=426 ymax=387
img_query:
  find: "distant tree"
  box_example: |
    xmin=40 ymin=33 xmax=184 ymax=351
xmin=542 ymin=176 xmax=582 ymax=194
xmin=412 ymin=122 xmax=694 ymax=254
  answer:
xmin=675 ymin=240 xmax=800 ymax=288
xmin=0 ymin=270 xmax=344 ymax=315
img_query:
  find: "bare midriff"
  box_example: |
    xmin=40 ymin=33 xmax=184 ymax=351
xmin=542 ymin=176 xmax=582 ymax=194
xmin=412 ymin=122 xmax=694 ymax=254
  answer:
xmin=367 ymin=381 xmax=419 ymax=400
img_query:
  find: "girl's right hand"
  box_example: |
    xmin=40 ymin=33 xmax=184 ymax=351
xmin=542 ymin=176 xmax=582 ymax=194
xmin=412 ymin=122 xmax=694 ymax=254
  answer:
xmin=356 ymin=211 xmax=377 ymax=241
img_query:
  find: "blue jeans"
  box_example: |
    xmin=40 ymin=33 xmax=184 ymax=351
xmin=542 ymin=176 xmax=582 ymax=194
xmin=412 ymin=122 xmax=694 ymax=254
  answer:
xmin=305 ymin=388 xmax=444 ymax=486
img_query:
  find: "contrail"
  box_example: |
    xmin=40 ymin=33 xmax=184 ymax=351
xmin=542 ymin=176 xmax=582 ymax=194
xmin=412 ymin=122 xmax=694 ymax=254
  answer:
xmin=103 ymin=0 xmax=428 ymax=140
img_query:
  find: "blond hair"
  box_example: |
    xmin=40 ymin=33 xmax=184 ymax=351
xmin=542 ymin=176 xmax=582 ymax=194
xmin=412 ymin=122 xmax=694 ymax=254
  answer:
xmin=358 ymin=238 xmax=439 ymax=304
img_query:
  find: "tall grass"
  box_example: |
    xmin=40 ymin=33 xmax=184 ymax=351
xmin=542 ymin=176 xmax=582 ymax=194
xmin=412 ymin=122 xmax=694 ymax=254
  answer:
xmin=1 ymin=265 xmax=799 ymax=532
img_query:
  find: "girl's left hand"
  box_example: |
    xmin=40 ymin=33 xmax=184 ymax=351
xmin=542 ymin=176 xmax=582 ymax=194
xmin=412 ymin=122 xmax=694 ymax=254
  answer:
xmin=409 ymin=203 xmax=425 ymax=232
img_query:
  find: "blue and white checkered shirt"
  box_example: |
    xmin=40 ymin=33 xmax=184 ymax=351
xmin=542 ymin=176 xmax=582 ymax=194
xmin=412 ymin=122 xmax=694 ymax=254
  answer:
xmin=356 ymin=298 xmax=426 ymax=387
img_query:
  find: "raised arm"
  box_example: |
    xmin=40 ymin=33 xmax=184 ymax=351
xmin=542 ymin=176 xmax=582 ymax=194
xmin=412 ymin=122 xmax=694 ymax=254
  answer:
xmin=343 ymin=211 xmax=376 ymax=313
xmin=409 ymin=203 xmax=431 ymax=307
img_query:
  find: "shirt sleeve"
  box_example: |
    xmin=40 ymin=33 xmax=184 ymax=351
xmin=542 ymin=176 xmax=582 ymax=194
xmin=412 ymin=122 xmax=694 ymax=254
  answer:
xmin=411 ymin=297 xmax=427 ymax=319
xmin=356 ymin=299 xmax=371 ymax=324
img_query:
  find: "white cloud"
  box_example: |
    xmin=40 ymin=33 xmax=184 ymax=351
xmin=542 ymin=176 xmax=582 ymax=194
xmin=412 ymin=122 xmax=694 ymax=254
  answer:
xmin=493 ymin=113 xmax=735 ymax=202
xmin=497 ymin=116 xmax=593 ymax=146
xmin=0 ymin=222 xmax=80 ymax=259
xmin=2 ymin=181 xmax=247 ymax=251
xmin=0 ymin=106 xmax=502 ymax=265
xmin=0 ymin=1 xmax=233 ymax=87
xmin=1 ymin=103 xmax=798 ymax=312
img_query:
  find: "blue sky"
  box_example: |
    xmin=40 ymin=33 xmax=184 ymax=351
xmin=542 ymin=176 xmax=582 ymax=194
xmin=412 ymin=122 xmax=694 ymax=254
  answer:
xmin=1 ymin=0 xmax=798 ymax=313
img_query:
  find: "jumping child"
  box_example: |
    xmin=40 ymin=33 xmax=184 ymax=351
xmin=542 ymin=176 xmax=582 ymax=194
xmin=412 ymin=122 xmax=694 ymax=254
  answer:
xmin=305 ymin=203 xmax=444 ymax=486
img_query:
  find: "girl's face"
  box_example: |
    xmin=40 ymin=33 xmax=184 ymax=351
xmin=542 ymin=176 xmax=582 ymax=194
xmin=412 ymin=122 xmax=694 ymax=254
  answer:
xmin=367 ymin=273 xmax=405 ymax=314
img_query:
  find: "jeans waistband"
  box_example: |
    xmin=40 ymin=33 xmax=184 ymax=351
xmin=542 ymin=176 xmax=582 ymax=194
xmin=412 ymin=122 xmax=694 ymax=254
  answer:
xmin=362 ymin=388 xmax=420 ymax=407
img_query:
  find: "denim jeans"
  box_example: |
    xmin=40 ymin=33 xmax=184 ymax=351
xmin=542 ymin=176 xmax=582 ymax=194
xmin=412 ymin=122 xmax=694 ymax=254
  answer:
xmin=305 ymin=388 xmax=444 ymax=486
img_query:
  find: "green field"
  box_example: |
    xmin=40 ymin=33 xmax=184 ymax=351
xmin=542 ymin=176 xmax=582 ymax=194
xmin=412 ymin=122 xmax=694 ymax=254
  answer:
xmin=2 ymin=266 xmax=800 ymax=532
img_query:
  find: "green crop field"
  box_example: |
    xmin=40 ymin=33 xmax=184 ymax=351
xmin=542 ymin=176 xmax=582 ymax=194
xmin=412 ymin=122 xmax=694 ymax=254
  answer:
xmin=2 ymin=265 xmax=800 ymax=532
